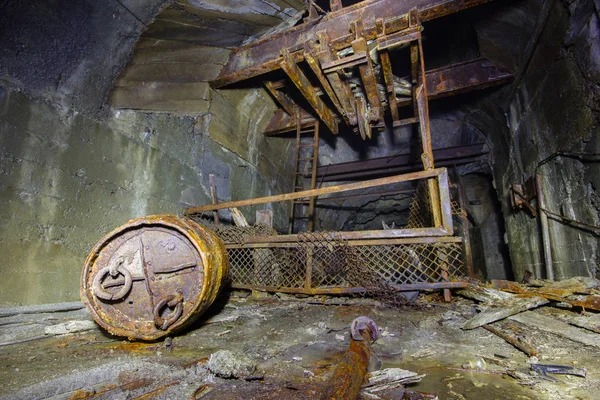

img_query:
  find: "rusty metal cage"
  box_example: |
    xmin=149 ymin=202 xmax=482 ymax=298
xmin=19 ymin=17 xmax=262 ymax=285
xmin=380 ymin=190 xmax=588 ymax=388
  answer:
xmin=191 ymin=169 xmax=469 ymax=296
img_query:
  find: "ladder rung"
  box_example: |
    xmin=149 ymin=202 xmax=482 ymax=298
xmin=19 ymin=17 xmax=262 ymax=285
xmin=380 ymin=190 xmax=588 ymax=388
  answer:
xmin=299 ymin=143 xmax=315 ymax=147
xmin=393 ymin=117 xmax=419 ymax=127
xmin=298 ymin=158 xmax=314 ymax=161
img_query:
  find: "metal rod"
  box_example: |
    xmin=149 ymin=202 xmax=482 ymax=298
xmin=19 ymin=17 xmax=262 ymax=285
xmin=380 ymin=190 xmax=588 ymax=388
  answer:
xmin=308 ymin=121 xmax=320 ymax=231
xmin=536 ymin=174 xmax=554 ymax=280
xmin=224 ymin=236 xmax=462 ymax=248
xmin=289 ymin=108 xmax=302 ymax=234
xmin=185 ymin=168 xmax=444 ymax=214
xmin=241 ymin=227 xmax=452 ymax=243
xmin=483 ymin=324 xmax=539 ymax=357
xmin=455 ymin=175 xmax=474 ymax=278
xmin=231 ymin=281 xmax=467 ymax=295
xmin=209 ymin=174 xmax=220 ymax=227
xmin=317 ymin=188 xmax=415 ymax=202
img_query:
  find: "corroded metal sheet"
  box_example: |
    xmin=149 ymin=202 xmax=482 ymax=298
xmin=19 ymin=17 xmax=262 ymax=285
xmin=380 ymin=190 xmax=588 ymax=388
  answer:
xmin=81 ymin=215 xmax=229 ymax=341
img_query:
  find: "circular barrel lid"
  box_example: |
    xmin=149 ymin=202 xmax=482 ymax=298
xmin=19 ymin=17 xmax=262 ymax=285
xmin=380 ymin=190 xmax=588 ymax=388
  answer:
xmin=81 ymin=215 xmax=214 ymax=340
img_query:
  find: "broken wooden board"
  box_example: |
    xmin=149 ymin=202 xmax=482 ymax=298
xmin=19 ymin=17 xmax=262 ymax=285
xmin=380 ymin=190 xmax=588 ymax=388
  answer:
xmin=0 ymin=301 xmax=85 ymax=318
xmin=230 ymin=207 xmax=250 ymax=227
xmin=462 ymin=296 xmax=548 ymax=330
xmin=492 ymin=278 xmax=600 ymax=311
xmin=457 ymin=284 xmax=514 ymax=304
xmin=361 ymin=368 xmax=425 ymax=396
xmin=509 ymin=311 xmax=600 ymax=348
xmin=542 ymin=307 xmax=600 ymax=334
xmin=494 ymin=277 xmax=600 ymax=296
xmin=0 ymin=308 xmax=98 ymax=347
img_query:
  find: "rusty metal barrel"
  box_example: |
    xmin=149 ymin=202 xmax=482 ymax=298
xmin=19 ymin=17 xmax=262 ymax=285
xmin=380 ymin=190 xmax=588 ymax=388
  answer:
xmin=80 ymin=215 xmax=229 ymax=341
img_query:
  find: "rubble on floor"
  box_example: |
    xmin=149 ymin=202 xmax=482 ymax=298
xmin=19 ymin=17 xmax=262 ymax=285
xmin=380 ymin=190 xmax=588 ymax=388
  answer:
xmin=1 ymin=282 xmax=600 ymax=399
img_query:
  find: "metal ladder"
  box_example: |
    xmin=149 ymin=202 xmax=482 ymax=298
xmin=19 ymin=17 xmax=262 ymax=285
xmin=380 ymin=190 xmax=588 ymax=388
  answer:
xmin=288 ymin=112 xmax=320 ymax=234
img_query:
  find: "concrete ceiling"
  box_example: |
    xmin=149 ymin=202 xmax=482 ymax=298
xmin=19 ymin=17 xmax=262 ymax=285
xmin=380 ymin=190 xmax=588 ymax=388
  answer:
xmin=109 ymin=0 xmax=305 ymax=112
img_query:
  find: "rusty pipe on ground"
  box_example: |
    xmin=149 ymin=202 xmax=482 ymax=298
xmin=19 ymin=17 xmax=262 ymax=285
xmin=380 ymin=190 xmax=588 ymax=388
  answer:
xmin=321 ymin=317 xmax=378 ymax=400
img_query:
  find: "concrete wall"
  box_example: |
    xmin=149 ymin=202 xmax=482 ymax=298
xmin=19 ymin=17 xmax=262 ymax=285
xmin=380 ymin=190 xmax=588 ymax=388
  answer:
xmin=0 ymin=0 xmax=294 ymax=305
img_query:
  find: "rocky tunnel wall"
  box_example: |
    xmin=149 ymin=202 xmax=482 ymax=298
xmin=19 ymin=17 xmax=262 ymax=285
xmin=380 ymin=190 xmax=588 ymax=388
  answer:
xmin=0 ymin=0 xmax=295 ymax=305
xmin=466 ymin=0 xmax=600 ymax=281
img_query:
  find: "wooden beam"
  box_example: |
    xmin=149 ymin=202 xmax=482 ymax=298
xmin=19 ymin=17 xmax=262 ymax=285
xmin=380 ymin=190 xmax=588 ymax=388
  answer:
xmin=397 ymin=58 xmax=514 ymax=107
xmin=319 ymin=144 xmax=487 ymax=181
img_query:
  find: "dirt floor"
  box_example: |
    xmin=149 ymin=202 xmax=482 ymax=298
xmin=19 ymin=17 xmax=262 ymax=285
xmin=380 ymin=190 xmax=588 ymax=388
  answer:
xmin=1 ymin=291 xmax=598 ymax=399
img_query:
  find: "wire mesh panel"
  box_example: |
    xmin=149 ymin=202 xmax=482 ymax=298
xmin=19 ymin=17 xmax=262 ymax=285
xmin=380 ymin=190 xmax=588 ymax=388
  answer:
xmin=406 ymin=179 xmax=434 ymax=229
xmin=228 ymin=247 xmax=306 ymax=288
xmin=225 ymin=236 xmax=465 ymax=294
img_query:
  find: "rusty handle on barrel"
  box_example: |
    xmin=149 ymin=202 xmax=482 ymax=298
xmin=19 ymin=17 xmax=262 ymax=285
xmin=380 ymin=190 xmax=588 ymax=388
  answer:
xmin=92 ymin=257 xmax=133 ymax=301
xmin=154 ymin=289 xmax=184 ymax=330
xmin=321 ymin=317 xmax=379 ymax=400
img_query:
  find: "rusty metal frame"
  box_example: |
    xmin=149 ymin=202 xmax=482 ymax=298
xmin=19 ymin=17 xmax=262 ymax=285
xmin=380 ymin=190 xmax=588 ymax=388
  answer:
xmin=185 ymin=167 xmax=453 ymax=235
xmin=263 ymin=59 xmax=513 ymax=136
xmin=229 ymin=282 xmax=467 ymax=295
xmin=280 ymin=49 xmax=339 ymax=134
xmin=185 ymin=169 xmax=462 ymax=297
xmin=213 ymin=0 xmax=505 ymax=142
xmin=211 ymin=0 xmax=496 ymax=88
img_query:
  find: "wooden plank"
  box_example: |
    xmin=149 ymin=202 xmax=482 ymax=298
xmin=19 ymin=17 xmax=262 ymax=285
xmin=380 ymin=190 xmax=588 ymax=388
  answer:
xmin=457 ymin=284 xmax=514 ymax=304
xmin=461 ymin=296 xmax=549 ymax=330
xmin=0 ymin=308 xmax=97 ymax=347
xmin=231 ymin=281 xmax=467 ymax=295
xmin=509 ymin=311 xmax=600 ymax=348
xmin=492 ymin=279 xmax=600 ymax=311
xmin=352 ymin=36 xmax=382 ymax=120
xmin=316 ymin=143 xmax=488 ymax=181
xmin=543 ymin=308 xmax=600 ymax=334
xmin=483 ymin=323 xmax=540 ymax=357
xmin=224 ymin=236 xmax=462 ymax=248
xmin=396 ymin=58 xmax=514 ymax=107
xmin=315 ymin=30 xmax=357 ymax=123
xmin=0 ymin=302 xmax=85 ymax=318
